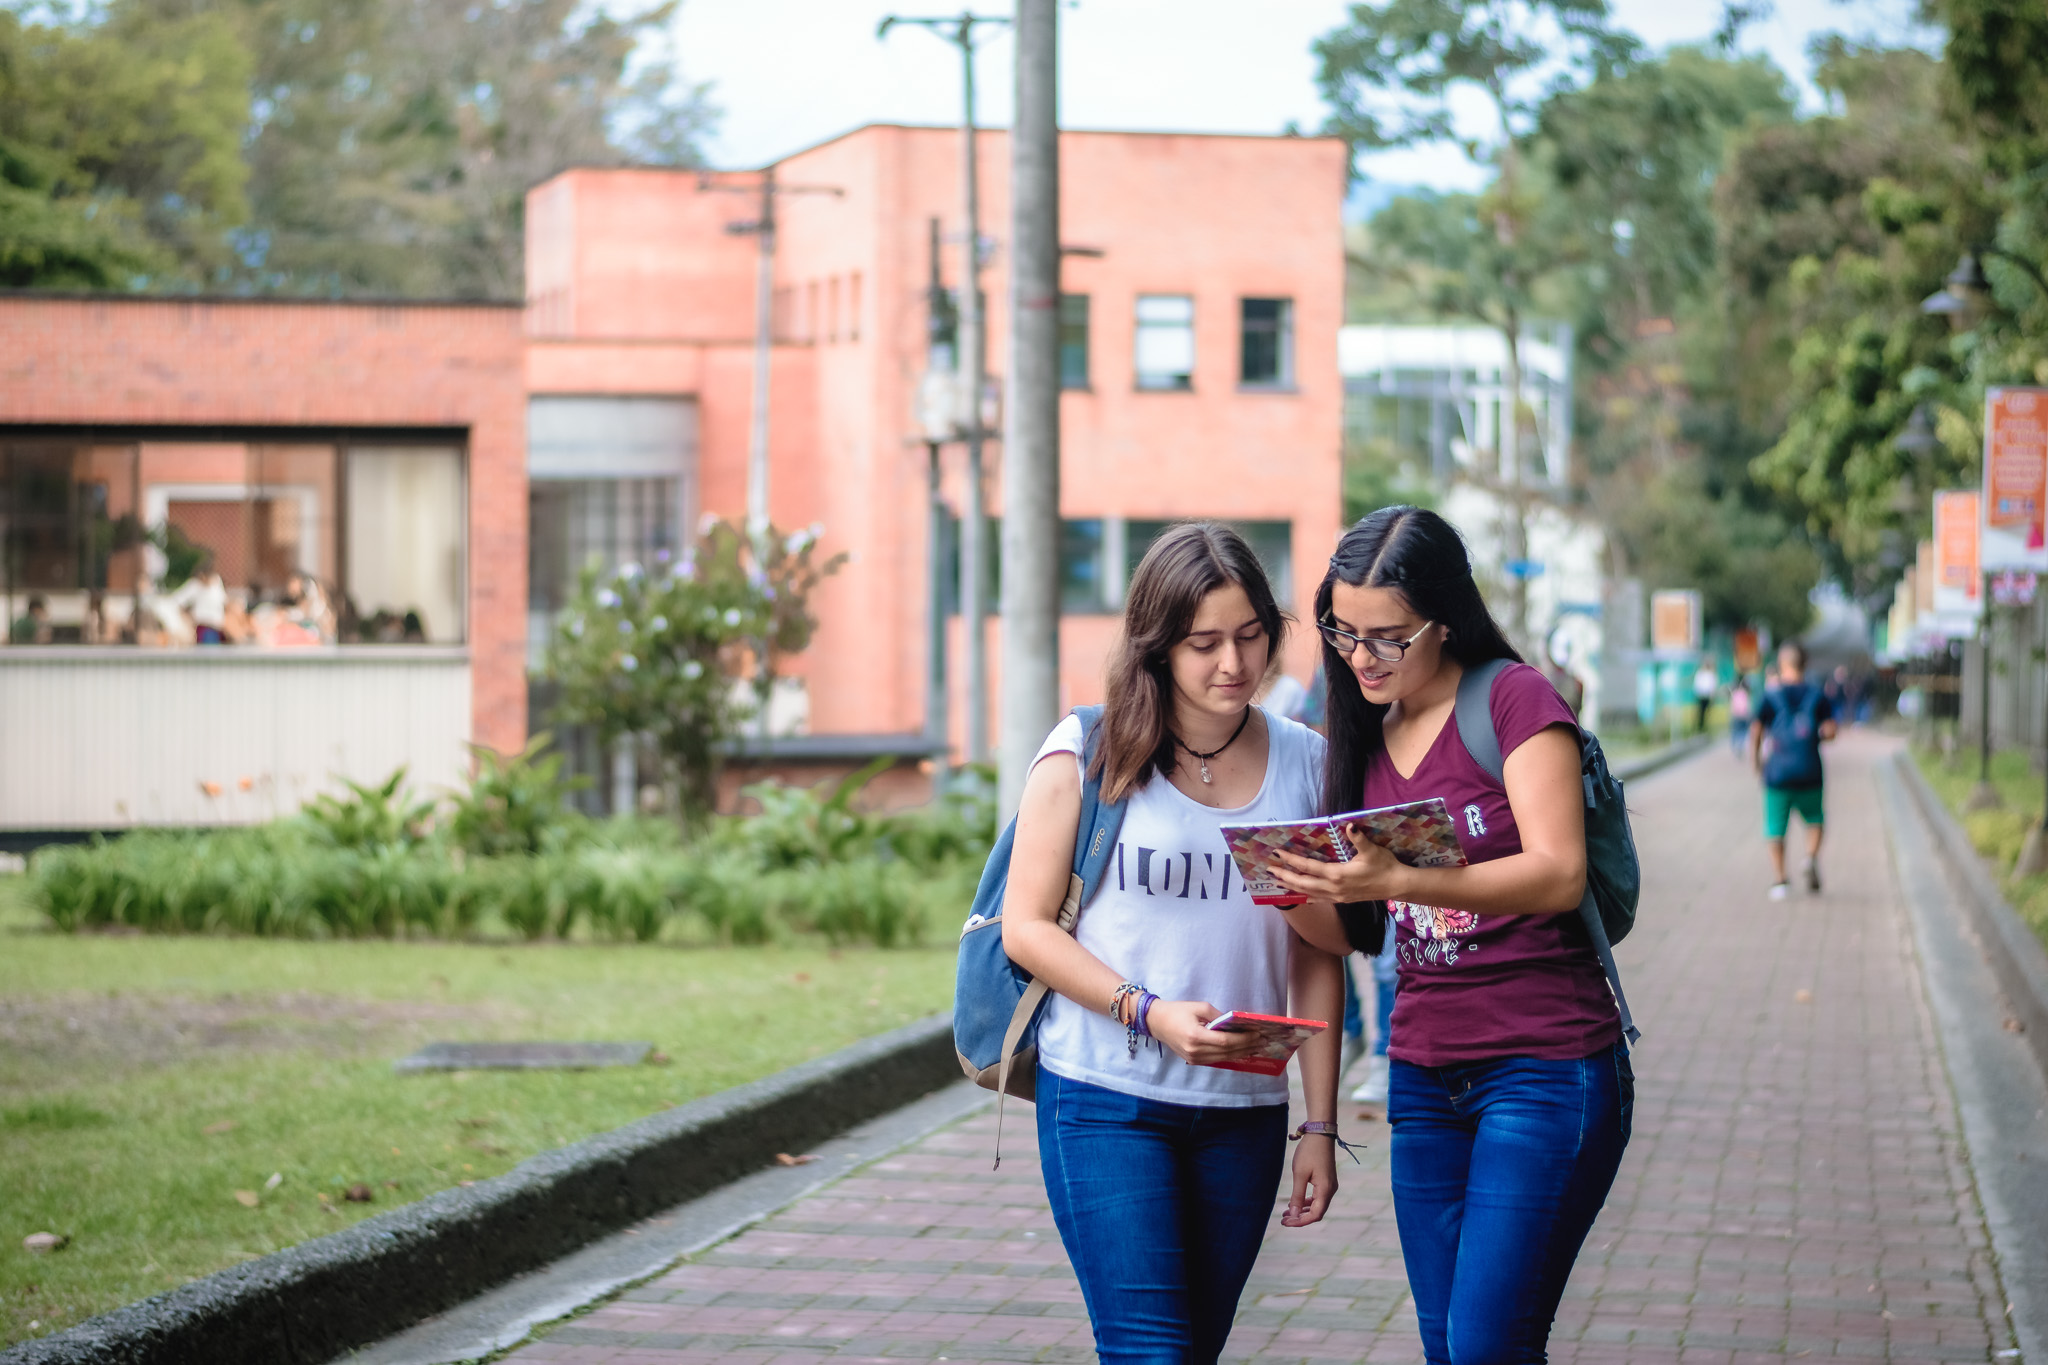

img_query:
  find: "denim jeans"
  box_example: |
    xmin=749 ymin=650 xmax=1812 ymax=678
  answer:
xmin=1389 ymin=1043 xmax=1633 ymax=1364
xmin=1035 ymin=1068 xmax=1288 ymax=1364
xmin=1370 ymin=939 xmax=1399 ymax=1057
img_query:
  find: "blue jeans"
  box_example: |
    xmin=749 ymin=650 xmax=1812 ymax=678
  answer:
xmin=1389 ymin=1044 xmax=1633 ymax=1364
xmin=1036 ymin=1068 xmax=1288 ymax=1364
xmin=1370 ymin=940 xmax=1399 ymax=1057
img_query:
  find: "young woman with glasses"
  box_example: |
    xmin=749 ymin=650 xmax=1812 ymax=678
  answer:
xmin=1002 ymin=521 xmax=1347 ymax=1365
xmin=1268 ymin=505 xmax=1631 ymax=1365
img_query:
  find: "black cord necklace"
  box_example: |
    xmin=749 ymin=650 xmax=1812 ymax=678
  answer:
xmin=1174 ymin=707 xmax=1252 ymax=784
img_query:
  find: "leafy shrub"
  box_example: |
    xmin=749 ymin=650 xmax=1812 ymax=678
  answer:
xmin=446 ymin=731 xmax=590 ymax=856
xmin=28 ymin=747 xmax=991 ymax=947
xmin=303 ymin=770 xmax=435 ymax=850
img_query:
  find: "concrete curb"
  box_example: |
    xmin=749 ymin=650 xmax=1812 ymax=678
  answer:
xmin=2 ymin=1013 xmax=960 ymax=1365
xmin=1610 ymin=733 xmax=1714 ymax=785
xmin=1895 ymin=757 xmax=2048 ymax=1083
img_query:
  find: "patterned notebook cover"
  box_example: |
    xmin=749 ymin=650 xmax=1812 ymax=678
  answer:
xmin=1218 ymin=798 xmax=1466 ymax=905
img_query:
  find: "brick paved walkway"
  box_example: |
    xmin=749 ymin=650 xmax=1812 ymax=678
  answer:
xmin=511 ymin=729 xmax=2011 ymax=1364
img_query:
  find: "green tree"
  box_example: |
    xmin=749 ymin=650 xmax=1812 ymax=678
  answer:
xmin=546 ymin=520 xmax=845 ymax=822
xmin=1317 ymin=0 xmax=1631 ymax=647
xmin=1530 ymin=45 xmax=1815 ymax=636
xmin=0 ymin=5 xmax=250 ymax=287
xmin=1729 ymin=44 xmax=2001 ymax=602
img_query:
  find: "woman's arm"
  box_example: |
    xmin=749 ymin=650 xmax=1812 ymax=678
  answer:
xmin=1273 ymin=900 xmax=1352 ymax=957
xmin=1000 ymin=753 xmax=1262 ymax=1064
xmin=1280 ymin=937 xmax=1342 ymax=1228
xmin=1268 ymin=725 xmax=1587 ymax=916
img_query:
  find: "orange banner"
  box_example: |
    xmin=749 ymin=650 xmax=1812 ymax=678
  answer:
xmin=1934 ymin=490 xmax=1980 ymax=594
xmin=1987 ymin=388 xmax=2048 ymax=549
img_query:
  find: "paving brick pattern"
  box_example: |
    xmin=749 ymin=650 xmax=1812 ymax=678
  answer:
xmin=509 ymin=730 xmax=2011 ymax=1364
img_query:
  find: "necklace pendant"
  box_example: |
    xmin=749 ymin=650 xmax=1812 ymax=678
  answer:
xmin=1200 ymin=761 xmax=1213 ymax=784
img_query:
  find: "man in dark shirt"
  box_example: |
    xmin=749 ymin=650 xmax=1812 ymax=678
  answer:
xmin=1749 ymin=641 xmax=1837 ymax=899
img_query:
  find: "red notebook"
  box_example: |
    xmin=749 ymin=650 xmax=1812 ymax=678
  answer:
xmin=1197 ymin=1011 xmax=1328 ymax=1076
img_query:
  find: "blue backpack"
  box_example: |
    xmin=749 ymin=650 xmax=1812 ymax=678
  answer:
xmin=953 ymin=705 xmax=1125 ymax=1165
xmin=1454 ymin=659 xmax=1643 ymax=1044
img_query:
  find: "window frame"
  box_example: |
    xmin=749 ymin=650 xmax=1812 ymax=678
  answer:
xmin=1133 ymin=293 xmax=1195 ymax=393
xmin=1238 ymin=296 xmax=1295 ymax=391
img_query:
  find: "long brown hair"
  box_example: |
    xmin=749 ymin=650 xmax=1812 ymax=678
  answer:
xmin=1091 ymin=522 xmax=1289 ymax=803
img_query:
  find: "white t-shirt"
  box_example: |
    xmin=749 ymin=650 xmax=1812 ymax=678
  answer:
xmin=1031 ymin=707 xmax=1327 ymax=1107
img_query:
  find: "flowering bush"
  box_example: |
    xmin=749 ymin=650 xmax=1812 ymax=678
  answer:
xmin=544 ymin=517 xmax=846 ymax=820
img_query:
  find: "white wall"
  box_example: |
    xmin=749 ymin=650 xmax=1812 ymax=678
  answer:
xmin=0 ymin=648 xmax=470 ymax=828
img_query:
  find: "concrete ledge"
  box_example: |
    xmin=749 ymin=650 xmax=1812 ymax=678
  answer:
xmin=1611 ymin=734 xmax=1713 ymax=784
xmin=1896 ymin=756 xmax=2048 ymax=1083
xmin=1 ymin=1014 xmax=960 ymax=1365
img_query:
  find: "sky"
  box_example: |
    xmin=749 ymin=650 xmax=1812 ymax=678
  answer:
xmin=671 ymin=0 xmax=1940 ymax=199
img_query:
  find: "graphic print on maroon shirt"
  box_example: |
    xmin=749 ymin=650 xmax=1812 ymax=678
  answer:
xmin=1364 ymin=662 xmax=1621 ymax=1067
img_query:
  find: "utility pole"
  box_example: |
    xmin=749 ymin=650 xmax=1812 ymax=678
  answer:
xmin=708 ymin=169 xmax=841 ymax=738
xmin=881 ymin=10 xmax=1009 ymax=769
xmin=999 ymin=0 xmax=1059 ymax=817
xmin=921 ymin=217 xmax=956 ymax=754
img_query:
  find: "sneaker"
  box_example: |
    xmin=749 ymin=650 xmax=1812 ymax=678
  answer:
xmin=1768 ymin=882 xmax=1790 ymax=901
xmin=1350 ymin=1055 xmax=1390 ymax=1105
xmin=1805 ymin=862 xmax=1821 ymax=893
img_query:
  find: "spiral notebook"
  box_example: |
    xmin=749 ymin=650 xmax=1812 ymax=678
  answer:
xmin=1217 ymin=797 xmax=1467 ymax=905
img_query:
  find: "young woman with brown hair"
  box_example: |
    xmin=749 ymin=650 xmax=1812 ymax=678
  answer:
xmin=1002 ymin=521 xmax=1347 ymax=1365
xmin=1270 ymin=506 xmax=1631 ymax=1365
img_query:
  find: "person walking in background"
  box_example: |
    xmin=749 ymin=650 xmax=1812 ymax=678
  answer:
xmin=1728 ymin=675 xmax=1753 ymax=758
xmin=1349 ymin=933 xmax=1398 ymax=1105
xmin=1269 ymin=506 xmax=1630 ymax=1365
xmin=1001 ymin=522 xmax=1345 ymax=1365
xmin=1750 ymin=641 xmax=1837 ymax=900
xmin=1693 ymin=659 xmax=1718 ymax=735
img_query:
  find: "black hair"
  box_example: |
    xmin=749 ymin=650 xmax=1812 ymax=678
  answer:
xmin=1316 ymin=506 xmax=1521 ymax=950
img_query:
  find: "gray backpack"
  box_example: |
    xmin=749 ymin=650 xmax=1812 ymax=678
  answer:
xmin=1454 ymin=659 xmax=1643 ymax=1044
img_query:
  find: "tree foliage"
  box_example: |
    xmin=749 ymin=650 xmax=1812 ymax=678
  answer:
xmin=1730 ymin=36 xmax=2045 ymax=609
xmin=0 ymin=5 xmax=250 ymax=287
xmin=545 ymin=520 xmax=846 ymax=823
xmin=0 ymin=0 xmax=717 ymax=297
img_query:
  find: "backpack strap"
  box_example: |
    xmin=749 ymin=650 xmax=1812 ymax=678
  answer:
xmin=1453 ymin=658 xmax=1516 ymax=784
xmin=1451 ymin=658 xmax=1639 ymax=1045
xmin=990 ymin=704 xmax=1126 ymax=1167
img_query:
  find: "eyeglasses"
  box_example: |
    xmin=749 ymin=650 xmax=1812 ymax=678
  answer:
xmin=1318 ymin=619 xmax=1434 ymax=663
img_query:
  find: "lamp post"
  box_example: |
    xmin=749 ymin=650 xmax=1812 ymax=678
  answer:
xmin=1924 ymin=249 xmax=2048 ymax=850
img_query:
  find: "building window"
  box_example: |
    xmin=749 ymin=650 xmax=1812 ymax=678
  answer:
xmin=1059 ymin=294 xmax=1090 ymax=390
xmin=848 ymin=271 xmax=862 ymax=341
xmin=1134 ymin=294 xmax=1194 ymax=391
xmin=1126 ymin=518 xmax=1293 ymax=607
xmin=1060 ymin=518 xmax=1113 ymax=612
xmin=0 ymin=439 xmax=465 ymax=646
xmin=1240 ymin=298 xmax=1294 ymax=388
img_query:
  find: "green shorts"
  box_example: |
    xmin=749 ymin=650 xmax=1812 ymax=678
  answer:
xmin=1764 ymin=784 xmax=1825 ymax=839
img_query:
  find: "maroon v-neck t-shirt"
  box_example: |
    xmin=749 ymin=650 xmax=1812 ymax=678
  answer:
xmin=1364 ymin=662 xmax=1621 ymax=1067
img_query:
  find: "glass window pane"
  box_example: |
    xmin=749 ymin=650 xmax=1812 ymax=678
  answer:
xmin=1241 ymin=297 xmax=1292 ymax=387
xmin=1123 ymin=518 xmax=1293 ymax=608
xmin=1060 ymin=518 xmax=1106 ymax=613
xmin=345 ymin=447 xmax=465 ymax=643
xmin=1135 ymin=294 xmax=1194 ymax=391
xmin=1059 ymin=293 xmax=1090 ymax=390
xmin=1135 ymin=295 xmax=1193 ymax=324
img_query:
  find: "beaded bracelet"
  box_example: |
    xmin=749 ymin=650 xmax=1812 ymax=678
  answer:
xmin=1107 ymin=982 xmax=1148 ymax=1057
xmin=1290 ymin=1120 xmax=1365 ymax=1164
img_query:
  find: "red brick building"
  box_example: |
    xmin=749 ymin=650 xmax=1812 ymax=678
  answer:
xmin=0 ymin=125 xmax=1345 ymax=828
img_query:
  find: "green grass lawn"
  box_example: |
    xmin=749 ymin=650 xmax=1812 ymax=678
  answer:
xmin=0 ymin=875 xmax=955 ymax=1348
xmin=1912 ymin=744 xmax=2048 ymax=949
